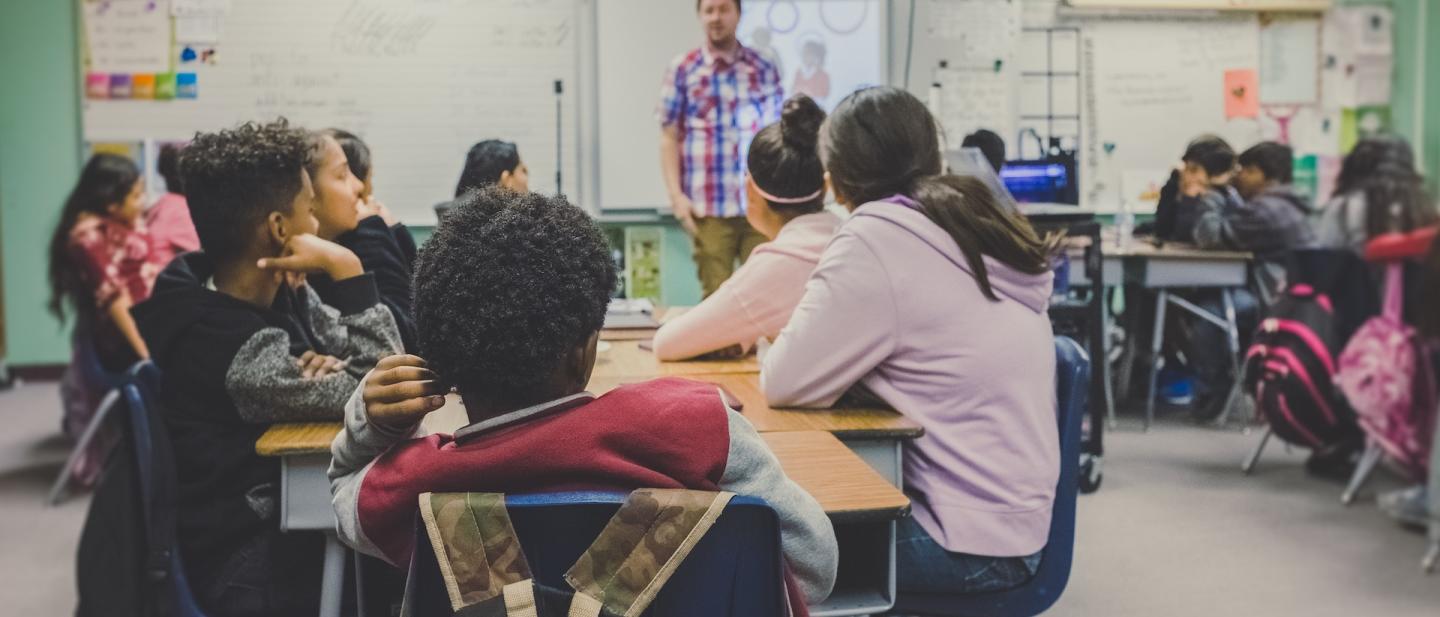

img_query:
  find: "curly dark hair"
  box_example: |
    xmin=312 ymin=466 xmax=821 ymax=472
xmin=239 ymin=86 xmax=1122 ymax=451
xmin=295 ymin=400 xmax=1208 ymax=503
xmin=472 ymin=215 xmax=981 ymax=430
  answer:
xmin=181 ymin=119 xmax=310 ymax=261
xmin=413 ymin=186 xmax=617 ymax=401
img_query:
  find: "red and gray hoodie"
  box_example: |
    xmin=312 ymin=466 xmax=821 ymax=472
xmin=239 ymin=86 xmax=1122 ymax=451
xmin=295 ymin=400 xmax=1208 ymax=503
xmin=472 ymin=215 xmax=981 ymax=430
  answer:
xmin=328 ymin=376 xmax=838 ymax=608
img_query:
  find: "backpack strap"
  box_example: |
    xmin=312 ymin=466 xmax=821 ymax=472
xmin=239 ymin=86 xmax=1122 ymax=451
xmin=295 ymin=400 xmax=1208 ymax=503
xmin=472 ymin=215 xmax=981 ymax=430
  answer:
xmin=419 ymin=492 xmax=534 ymax=612
xmin=564 ymin=489 xmax=735 ymax=617
xmin=1382 ymin=262 xmax=1405 ymax=320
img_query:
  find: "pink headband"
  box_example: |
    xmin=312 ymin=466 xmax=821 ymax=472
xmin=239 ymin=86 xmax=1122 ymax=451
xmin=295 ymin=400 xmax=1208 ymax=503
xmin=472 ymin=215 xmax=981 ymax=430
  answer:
xmin=750 ymin=178 xmax=824 ymax=204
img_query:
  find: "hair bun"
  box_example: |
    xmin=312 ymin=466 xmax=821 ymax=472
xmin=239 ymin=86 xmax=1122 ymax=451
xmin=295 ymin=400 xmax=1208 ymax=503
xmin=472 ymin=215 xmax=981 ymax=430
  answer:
xmin=780 ymin=95 xmax=826 ymax=151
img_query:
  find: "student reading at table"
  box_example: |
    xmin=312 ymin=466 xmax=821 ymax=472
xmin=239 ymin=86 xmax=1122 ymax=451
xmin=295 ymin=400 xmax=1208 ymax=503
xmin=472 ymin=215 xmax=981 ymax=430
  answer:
xmin=760 ymin=87 xmax=1059 ymax=595
xmin=131 ymin=120 xmax=402 ymax=617
xmin=652 ymin=95 xmax=839 ymax=360
xmin=328 ymin=186 xmax=837 ymax=611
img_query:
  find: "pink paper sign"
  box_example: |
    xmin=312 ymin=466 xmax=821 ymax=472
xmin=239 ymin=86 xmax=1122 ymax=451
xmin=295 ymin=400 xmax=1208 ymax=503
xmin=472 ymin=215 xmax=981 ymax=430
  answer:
xmin=1225 ymin=69 xmax=1260 ymax=119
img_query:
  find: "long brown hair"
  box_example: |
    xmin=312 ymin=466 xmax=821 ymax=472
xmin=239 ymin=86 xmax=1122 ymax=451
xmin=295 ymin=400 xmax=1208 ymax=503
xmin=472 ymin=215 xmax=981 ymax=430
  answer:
xmin=47 ymin=153 xmax=141 ymax=320
xmin=822 ymin=86 xmax=1055 ymax=300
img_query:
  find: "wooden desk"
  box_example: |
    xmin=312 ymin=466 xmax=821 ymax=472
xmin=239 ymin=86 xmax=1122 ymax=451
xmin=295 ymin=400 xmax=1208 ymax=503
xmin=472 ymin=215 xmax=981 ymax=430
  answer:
xmin=590 ymin=340 xmax=759 ymax=379
xmin=256 ymin=423 xmax=909 ymax=617
xmin=589 ymin=372 xmax=921 ymax=488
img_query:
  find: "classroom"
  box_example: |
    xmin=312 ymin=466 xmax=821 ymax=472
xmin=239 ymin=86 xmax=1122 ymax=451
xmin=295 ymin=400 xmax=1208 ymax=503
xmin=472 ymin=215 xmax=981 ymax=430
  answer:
xmin=2 ymin=0 xmax=1439 ymax=615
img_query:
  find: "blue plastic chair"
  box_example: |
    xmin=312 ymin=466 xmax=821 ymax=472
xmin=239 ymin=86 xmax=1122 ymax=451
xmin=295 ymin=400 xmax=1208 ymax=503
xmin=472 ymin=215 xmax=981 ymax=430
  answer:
xmin=407 ymin=491 xmax=788 ymax=616
xmin=121 ymin=362 xmax=209 ymax=617
xmin=891 ymin=336 xmax=1089 ymax=617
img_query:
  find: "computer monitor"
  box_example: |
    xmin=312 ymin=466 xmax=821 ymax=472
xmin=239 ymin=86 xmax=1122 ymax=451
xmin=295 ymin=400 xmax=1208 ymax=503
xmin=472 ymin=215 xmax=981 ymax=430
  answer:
xmin=1001 ymin=159 xmax=1077 ymax=205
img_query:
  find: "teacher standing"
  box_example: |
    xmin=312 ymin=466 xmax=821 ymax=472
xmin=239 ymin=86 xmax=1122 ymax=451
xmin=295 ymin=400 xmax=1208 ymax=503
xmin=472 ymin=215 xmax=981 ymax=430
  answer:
xmin=659 ymin=0 xmax=785 ymax=297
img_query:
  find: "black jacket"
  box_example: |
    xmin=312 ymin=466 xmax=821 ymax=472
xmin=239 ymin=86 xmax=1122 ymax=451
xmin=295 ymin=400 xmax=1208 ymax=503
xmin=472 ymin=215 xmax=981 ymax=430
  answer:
xmin=130 ymin=252 xmax=400 ymax=588
xmin=309 ymin=215 xmax=418 ymax=352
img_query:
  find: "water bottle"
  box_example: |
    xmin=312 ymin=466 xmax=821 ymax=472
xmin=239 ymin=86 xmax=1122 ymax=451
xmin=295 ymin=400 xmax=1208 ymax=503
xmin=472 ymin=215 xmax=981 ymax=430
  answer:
xmin=1116 ymin=200 xmax=1135 ymax=252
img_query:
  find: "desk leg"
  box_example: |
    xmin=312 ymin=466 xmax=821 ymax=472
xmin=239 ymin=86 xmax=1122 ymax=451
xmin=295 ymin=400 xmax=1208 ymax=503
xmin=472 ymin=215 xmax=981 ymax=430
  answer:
xmin=1101 ymin=288 xmax=1117 ymax=429
xmin=319 ymin=533 xmax=346 ymax=617
xmin=1214 ymin=289 xmax=1245 ymax=427
xmin=1145 ymin=290 xmax=1169 ymax=431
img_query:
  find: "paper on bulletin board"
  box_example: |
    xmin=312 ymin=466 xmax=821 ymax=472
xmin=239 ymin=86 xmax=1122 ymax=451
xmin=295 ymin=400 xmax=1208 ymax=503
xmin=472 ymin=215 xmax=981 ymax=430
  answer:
xmin=172 ymin=0 xmax=231 ymax=44
xmin=926 ymin=0 xmax=1022 ymax=70
xmin=1259 ymin=16 xmax=1319 ymax=105
xmin=1272 ymin=106 xmax=1341 ymax=156
xmin=1340 ymin=106 xmax=1390 ymax=153
xmin=935 ymin=67 xmax=1016 ymax=152
xmin=1121 ymin=168 xmax=1171 ymax=213
xmin=1224 ymin=69 xmax=1260 ymax=119
xmin=83 ymin=0 xmax=173 ymax=75
xmin=1321 ymin=6 xmax=1393 ymax=109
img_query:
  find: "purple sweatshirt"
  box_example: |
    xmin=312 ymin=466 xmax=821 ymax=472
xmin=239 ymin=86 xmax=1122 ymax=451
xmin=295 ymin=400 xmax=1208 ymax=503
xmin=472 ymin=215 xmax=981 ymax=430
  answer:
xmin=761 ymin=198 xmax=1059 ymax=557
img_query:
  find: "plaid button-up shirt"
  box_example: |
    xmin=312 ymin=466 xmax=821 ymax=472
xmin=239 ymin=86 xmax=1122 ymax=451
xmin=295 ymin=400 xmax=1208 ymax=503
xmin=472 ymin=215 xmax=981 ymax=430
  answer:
xmin=658 ymin=44 xmax=784 ymax=218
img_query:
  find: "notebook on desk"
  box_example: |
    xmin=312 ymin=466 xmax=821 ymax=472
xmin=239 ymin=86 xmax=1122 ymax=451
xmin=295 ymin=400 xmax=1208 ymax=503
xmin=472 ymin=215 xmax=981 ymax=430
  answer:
xmin=604 ymin=298 xmax=660 ymax=329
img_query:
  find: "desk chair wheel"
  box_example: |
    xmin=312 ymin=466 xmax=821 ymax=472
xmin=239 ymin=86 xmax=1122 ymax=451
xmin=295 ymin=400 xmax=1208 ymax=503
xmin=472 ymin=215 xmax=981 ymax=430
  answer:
xmin=1079 ymin=454 xmax=1102 ymax=494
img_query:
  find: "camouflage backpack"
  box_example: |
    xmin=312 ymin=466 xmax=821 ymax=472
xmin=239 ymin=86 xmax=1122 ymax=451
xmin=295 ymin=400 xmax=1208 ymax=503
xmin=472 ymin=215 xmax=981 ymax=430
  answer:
xmin=414 ymin=489 xmax=735 ymax=617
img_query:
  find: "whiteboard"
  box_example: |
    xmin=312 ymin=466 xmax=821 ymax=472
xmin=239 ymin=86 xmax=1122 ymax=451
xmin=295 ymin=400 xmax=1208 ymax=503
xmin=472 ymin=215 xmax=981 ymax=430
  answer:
xmin=1082 ymin=15 xmax=1262 ymax=212
xmin=82 ymin=0 xmax=583 ymax=225
xmin=595 ymin=0 xmax=886 ymax=212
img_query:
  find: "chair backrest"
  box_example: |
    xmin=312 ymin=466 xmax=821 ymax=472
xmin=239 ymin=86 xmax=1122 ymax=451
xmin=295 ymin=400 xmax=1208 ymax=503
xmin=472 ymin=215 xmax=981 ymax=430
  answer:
xmin=407 ymin=491 xmax=787 ymax=617
xmin=121 ymin=362 xmax=207 ymax=617
xmin=892 ymin=335 xmax=1089 ymax=617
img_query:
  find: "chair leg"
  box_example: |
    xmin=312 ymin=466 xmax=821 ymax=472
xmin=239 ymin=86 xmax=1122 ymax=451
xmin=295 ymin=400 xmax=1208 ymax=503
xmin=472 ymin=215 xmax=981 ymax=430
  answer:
xmin=1424 ymin=540 xmax=1439 ymax=574
xmin=1213 ymin=289 xmax=1245 ymax=427
xmin=319 ymin=534 xmax=346 ymax=617
xmin=1241 ymin=426 xmax=1272 ymax=475
xmin=47 ymin=388 xmax=121 ymax=506
xmin=1341 ymin=442 xmax=1384 ymax=506
xmin=1145 ymin=291 xmax=1169 ymax=431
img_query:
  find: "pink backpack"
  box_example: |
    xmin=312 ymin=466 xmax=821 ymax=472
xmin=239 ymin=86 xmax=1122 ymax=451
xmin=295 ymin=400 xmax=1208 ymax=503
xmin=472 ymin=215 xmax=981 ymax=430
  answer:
xmin=1335 ymin=264 xmax=1437 ymax=480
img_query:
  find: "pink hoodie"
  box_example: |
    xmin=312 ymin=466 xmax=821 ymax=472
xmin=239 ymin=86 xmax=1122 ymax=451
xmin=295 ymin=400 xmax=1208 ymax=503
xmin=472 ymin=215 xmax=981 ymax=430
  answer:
xmin=653 ymin=211 xmax=840 ymax=360
xmin=762 ymin=199 xmax=1059 ymax=557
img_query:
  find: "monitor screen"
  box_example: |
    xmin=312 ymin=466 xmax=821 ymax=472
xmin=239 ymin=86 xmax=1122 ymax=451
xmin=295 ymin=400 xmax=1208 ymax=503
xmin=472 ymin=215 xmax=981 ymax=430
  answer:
xmin=1001 ymin=161 xmax=1075 ymax=204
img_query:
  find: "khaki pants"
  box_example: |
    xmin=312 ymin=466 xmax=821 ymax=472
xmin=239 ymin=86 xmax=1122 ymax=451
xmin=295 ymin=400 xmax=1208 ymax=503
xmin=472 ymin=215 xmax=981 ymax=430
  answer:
xmin=693 ymin=216 xmax=767 ymax=298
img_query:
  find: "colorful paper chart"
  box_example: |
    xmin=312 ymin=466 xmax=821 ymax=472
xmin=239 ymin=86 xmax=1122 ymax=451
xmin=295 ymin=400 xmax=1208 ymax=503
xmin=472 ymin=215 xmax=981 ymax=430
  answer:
xmin=1224 ymin=69 xmax=1260 ymax=119
xmin=108 ymin=74 xmax=133 ymax=99
xmin=86 ymin=73 xmax=110 ymax=99
xmin=176 ymin=73 xmax=199 ymax=99
xmin=155 ymin=73 xmax=177 ymax=100
xmin=131 ymin=74 xmax=156 ymax=99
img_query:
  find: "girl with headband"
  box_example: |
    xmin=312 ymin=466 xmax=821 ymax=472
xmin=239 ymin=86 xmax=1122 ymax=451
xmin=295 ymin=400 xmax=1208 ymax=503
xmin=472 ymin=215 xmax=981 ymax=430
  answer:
xmin=652 ymin=95 xmax=839 ymax=360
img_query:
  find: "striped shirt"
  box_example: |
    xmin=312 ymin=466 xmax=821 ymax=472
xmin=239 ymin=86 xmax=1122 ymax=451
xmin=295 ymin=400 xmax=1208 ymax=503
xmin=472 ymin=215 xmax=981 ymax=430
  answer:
xmin=658 ymin=45 xmax=784 ymax=218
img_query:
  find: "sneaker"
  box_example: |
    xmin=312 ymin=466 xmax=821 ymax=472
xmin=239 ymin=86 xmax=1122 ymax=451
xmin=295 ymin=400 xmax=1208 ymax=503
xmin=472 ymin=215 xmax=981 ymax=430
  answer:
xmin=1378 ymin=486 xmax=1431 ymax=531
xmin=1304 ymin=441 xmax=1362 ymax=480
xmin=1159 ymin=369 xmax=1195 ymax=406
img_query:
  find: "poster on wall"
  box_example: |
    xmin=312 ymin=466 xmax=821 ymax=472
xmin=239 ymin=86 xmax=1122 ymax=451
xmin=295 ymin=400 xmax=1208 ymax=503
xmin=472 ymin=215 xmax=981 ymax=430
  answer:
xmin=737 ymin=0 xmax=884 ymax=110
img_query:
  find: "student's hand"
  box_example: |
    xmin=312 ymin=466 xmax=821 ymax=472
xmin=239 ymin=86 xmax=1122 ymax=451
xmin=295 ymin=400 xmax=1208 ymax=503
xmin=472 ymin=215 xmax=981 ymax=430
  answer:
xmin=297 ymin=351 xmax=347 ymax=379
xmin=1180 ymin=171 xmax=1208 ymax=198
xmin=257 ymin=234 xmax=364 ymax=281
xmin=357 ymin=196 xmax=398 ymax=227
xmin=364 ymin=354 xmax=448 ymax=432
xmin=670 ymin=193 xmax=699 ymax=236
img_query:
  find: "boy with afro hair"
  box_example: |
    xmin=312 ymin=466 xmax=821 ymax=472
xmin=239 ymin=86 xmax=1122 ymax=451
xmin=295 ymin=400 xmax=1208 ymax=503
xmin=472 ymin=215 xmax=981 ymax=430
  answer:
xmin=328 ymin=186 xmax=838 ymax=611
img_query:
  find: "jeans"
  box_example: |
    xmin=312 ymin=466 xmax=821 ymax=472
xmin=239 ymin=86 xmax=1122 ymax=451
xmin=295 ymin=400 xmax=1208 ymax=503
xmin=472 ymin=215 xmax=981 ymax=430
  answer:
xmin=1182 ymin=288 xmax=1259 ymax=403
xmin=894 ymin=516 xmax=1042 ymax=594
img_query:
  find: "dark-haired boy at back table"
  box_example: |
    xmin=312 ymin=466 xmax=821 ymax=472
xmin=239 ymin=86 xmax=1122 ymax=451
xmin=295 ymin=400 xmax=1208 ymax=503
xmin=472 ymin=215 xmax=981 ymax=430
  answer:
xmin=328 ymin=186 xmax=837 ymax=614
xmin=131 ymin=120 xmax=402 ymax=616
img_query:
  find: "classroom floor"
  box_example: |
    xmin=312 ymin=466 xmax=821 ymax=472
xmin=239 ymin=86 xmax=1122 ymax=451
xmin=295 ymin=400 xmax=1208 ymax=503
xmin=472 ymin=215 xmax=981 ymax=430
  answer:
xmin=2 ymin=382 xmax=1438 ymax=616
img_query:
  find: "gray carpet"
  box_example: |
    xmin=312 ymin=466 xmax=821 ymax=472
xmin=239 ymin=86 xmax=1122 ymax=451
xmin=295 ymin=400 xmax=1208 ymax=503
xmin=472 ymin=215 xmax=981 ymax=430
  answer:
xmin=2 ymin=382 xmax=1437 ymax=615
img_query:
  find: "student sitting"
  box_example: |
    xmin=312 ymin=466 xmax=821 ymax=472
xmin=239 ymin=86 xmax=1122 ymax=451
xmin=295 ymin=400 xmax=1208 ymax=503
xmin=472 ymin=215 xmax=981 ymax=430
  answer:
xmin=1316 ymin=135 xmax=1438 ymax=254
xmin=146 ymin=143 xmax=201 ymax=267
xmin=961 ymin=128 xmax=1006 ymax=174
xmin=48 ymin=153 xmax=159 ymax=483
xmin=434 ymin=139 xmax=530 ymax=220
xmin=652 ymin=96 xmax=838 ymax=360
xmin=1195 ymin=141 xmax=1315 ymax=299
xmin=306 ymin=129 xmax=419 ymax=352
xmin=760 ymin=87 xmax=1058 ymax=595
xmin=329 ymin=187 xmax=837 ymax=610
xmin=1147 ymin=135 xmax=1237 ymax=242
xmin=131 ymin=120 xmax=402 ymax=616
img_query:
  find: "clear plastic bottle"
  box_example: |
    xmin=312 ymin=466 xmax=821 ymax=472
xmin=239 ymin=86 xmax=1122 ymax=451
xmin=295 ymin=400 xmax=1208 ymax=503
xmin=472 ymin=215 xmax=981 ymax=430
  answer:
xmin=1116 ymin=200 xmax=1135 ymax=252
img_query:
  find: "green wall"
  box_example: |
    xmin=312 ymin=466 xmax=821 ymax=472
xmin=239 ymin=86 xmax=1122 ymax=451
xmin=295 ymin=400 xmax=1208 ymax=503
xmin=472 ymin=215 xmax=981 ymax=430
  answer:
xmin=1 ymin=0 xmax=81 ymax=365
xmin=1 ymin=1 xmax=1435 ymax=366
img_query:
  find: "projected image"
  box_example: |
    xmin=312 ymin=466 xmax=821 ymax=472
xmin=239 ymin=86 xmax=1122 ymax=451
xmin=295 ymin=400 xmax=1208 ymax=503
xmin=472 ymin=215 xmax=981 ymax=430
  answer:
xmin=740 ymin=0 xmax=884 ymax=109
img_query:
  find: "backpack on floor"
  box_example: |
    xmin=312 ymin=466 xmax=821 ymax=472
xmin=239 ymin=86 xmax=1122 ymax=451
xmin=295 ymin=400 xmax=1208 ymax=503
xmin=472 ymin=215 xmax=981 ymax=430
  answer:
xmin=1336 ymin=264 xmax=1438 ymax=480
xmin=1243 ymin=283 xmax=1361 ymax=448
